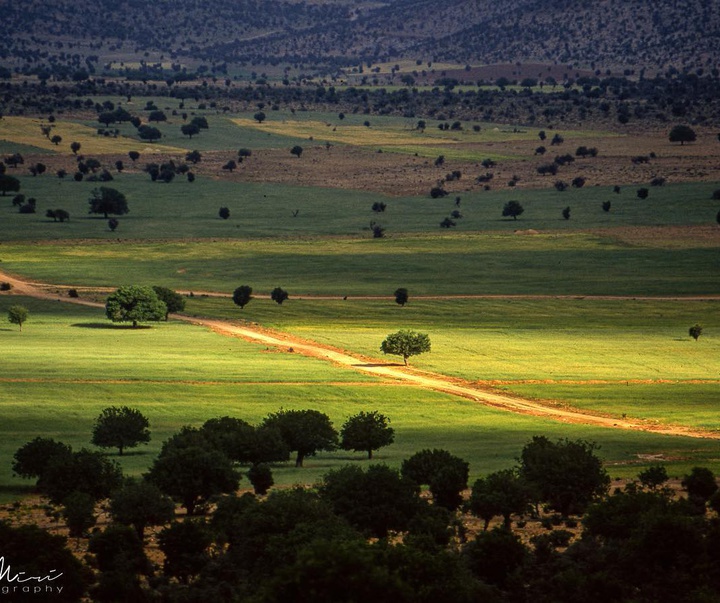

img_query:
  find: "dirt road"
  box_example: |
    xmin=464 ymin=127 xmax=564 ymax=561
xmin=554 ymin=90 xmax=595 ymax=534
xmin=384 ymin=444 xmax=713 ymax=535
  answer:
xmin=2 ymin=269 xmax=718 ymax=440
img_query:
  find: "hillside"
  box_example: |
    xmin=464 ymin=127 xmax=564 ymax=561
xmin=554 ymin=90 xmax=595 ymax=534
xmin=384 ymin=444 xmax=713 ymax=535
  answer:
xmin=2 ymin=0 xmax=719 ymax=76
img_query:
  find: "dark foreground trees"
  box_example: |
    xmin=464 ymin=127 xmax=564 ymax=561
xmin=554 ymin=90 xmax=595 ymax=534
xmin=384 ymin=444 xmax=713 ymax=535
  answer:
xmin=262 ymin=409 xmax=337 ymax=467
xmin=340 ymin=410 xmax=395 ymax=459
xmin=152 ymin=286 xmax=186 ymax=318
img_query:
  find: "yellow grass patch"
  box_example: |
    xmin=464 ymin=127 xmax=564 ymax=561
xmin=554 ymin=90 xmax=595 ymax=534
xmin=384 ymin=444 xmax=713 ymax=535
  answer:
xmin=370 ymin=60 xmax=466 ymax=73
xmin=0 ymin=116 xmax=186 ymax=155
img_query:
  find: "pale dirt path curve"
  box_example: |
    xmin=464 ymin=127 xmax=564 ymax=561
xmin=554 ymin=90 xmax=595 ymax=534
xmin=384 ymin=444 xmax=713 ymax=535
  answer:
xmin=2 ymin=268 xmax=718 ymax=440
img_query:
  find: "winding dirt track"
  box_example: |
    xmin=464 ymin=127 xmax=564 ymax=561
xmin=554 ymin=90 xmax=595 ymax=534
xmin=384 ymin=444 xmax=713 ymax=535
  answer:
xmin=2 ymin=269 xmax=718 ymax=441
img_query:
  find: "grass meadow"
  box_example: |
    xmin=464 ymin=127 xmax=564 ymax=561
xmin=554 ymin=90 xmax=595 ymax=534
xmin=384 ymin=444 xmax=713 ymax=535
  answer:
xmin=1 ymin=296 xmax=718 ymax=504
xmin=1 ymin=103 xmax=718 ymax=505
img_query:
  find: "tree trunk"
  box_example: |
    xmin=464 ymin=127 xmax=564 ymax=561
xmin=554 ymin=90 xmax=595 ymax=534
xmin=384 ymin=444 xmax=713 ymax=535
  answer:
xmin=118 ymin=444 xmax=124 ymax=456
xmin=368 ymin=449 xmax=373 ymax=460
xmin=403 ymin=356 xmax=408 ymax=366
xmin=295 ymin=452 xmax=304 ymax=467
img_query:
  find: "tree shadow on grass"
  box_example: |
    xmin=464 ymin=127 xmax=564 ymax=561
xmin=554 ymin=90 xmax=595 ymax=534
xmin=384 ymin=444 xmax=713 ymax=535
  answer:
xmin=71 ymin=322 xmax=152 ymax=330
xmin=353 ymin=362 xmax=404 ymax=368
xmin=0 ymin=484 xmax=35 ymax=499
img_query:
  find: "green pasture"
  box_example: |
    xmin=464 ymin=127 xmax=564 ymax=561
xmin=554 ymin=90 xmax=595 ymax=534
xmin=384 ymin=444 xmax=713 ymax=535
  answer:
xmin=1 ymin=231 xmax=718 ymax=296
xmin=2 ymin=172 xmax=719 ymax=242
xmin=501 ymin=383 xmax=720 ymax=432
xmin=1 ymin=297 xmax=718 ymax=503
xmin=185 ymin=296 xmax=720 ymax=382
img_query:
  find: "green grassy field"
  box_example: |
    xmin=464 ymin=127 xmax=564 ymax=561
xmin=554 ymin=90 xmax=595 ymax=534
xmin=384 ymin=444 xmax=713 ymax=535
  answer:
xmin=1 ymin=297 xmax=718 ymax=504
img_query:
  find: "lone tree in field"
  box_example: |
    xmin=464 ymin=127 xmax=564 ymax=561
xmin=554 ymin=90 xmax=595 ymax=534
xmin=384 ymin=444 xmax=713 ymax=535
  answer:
xmin=689 ymin=324 xmax=703 ymax=341
xmin=381 ymin=330 xmax=431 ymax=366
xmin=637 ymin=187 xmax=650 ymax=200
xmin=218 ymin=207 xmax=230 ymax=219
xmin=261 ymin=409 xmax=338 ymax=467
xmin=290 ymin=145 xmax=303 ymax=158
xmin=502 ymin=200 xmax=524 ymax=220
xmin=340 ymin=410 xmax=395 ymax=459
xmin=92 ymin=406 xmax=151 ymax=456
xmin=254 ymin=111 xmax=266 ymax=123
xmin=271 ymin=287 xmax=289 ymax=305
xmin=394 ymin=287 xmax=409 ymax=306
xmin=669 ymin=125 xmax=697 ymax=145
xmin=89 ymin=187 xmax=129 ymax=218
xmin=152 ymin=286 xmax=186 ymax=319
xmin=233 ymin=285 xmax=253 ymax=309
xmin=181 ymin=123 xmax=200 ymax=139
xmin=105 ymin=285 xmax=167 ymax=327
xmin=8 ymin=305 xmax=28 ymax=331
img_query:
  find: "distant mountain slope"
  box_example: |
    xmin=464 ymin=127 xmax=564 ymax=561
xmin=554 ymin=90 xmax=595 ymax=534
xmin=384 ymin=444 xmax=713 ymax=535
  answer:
xmin=2 ymin=0 xmax=717 ymax=73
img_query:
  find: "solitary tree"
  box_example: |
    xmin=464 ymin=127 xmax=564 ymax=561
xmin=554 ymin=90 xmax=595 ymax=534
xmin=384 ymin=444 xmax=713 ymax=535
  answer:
xmin=181 ymin=123 xmax=200 ymax=138
xmin=137 ymin=125 xmax=162 ymax=142
xmin=148 ymin=110 xmax=167 ymax=123
xmin=637 ymin=187 xmax=650 ymax=200
xmin=185 ymin=150 xmax=202 ymax=164
xmin=105 ymin=285 xmax=167 ymax=327
xmin=254 ymin=111 xmax=266 ymax=123
xmin=394 ymin=287 xmax=409 ymax=306
xmin=89 ymin=187 xmax=129 ymax=218
xmin=669 ymin=125 xmax=697 ymax=145
xmin=261 ymin=409 xmax=338 ymax=467
xmin=152 ymin=286 xmax=186 ymax=319
xmin=219 ymin=207 xmax=230 ymax=219
xmin=340 ymin=411 xmax=395 ymax=459
xmin=502 ymin=201 xmax=525 ymax=220
xmin=689 ymin=324 xmax=703 ymax=341
xmin=51 ymin=135 xmax=62 ymax=146
xmin=70 ymin=141 xmax=82 ymax=154
xmin=8 ymin=305 xmax=29 ymax=331
xmin=91 ymin=406 xmax=151 ymax=456
xmin=562 ymin=206 xmax=571 ymax=220
xmin=233 ymin=285 xmax=253 ymax=309
xmin=128 ymin=151 xmax=140 ymax=163
xmin=0 ymin=174 xmax=21 ymax=195
xmin=380 ymin=329 xmax=431 ymax=365
xmin=271 ymin=287 xmax=289 ymax=305
xmin=290 ymin=145 xmax=303 ymax=158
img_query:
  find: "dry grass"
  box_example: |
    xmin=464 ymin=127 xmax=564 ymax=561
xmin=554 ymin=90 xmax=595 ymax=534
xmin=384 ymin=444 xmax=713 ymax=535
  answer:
xmin=0 ymin=116 xmax=186 ymax=155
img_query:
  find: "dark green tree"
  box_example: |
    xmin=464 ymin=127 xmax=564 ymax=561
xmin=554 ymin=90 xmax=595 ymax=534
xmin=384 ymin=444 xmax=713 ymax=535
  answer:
xmin=152 ymin=285 xmax=186 ymax=318
xmin=254 ymin=111 xmax=266 ymax=123
xmin=290 ymin=145 xmax=303 ymax=158
xmin=463 ymin=527 xmax=528 ymax=588
xmin=158 ymin=519 xmax=212 ymax=583
xmin=262 ymin=409 xmax=338 ymax=467
xmin=393 ymin=287 xmax=409 ymax=306
xmin=271 ymin=286 xmax=289 ymax=304
xmin=38 ymin=448 xmax=123 ymax=505
xmin=233 ymin=284 xmax=253 ymax=309
xmin=91 ymin=406 xmax=151 ymax=456
xmin=109 ymin=478 xmax=175 ymax=540
xmin=88 ymin=186 xmax=128 ymax=218
xmin=669 ymin=124 xmax=697 ymax=145
xmin=319 ymin=464 xmax=422 ymax=538
xmin=0 ymin=174 xmax=21 ymax=195
xmin=7 ymin=304 xmax=29 ymax=331
xmin=519 ymin=436 xmax=610 ymax=516
xmin=62 ymin=491 xmax=97 ymax=537
xmin=380 ymin=329 xmax=431 ymax=366
xmin=70 ymin=141 xmax=81 ymax=154
xmin=137 ymin=125 xmax=161 ymax=141
xmin=181 ymin=123 xmax=200 ymax=138
xmin=682 ymin=467 xmax=718 ymax=501
xmin=219 ymin=206 xmax=230 ymax=219
xmin=502 ymin=200 xmax=524 ymax=220
xmin=105 ymin=285 xmax=167 ymax=327
xmin=146 ymin=445 xmax=240 ymax=515
xmin=185 ymin=149 xmax=202 ymax=164
xmin=638 ymin=464 xmax=670 ymax=490
xmin=247 ymin=463 xmax=274 ymax=495
xmin=148 ymin=110 xmax=167 ymax=123
xmin=88 ymin=523 xmax=150 ymax=575
xmin=637 ymin=187 xmax=650 ymax=199
xmin=340 ymin=410 xmax=395 ymax=459
xmin=468 ymin=469 xmax=530 ymax=529
xmin=689 ymin=323 xmax=703 ymax=341
xmin=13 ymin=437 xmax=73 ymax=479
xmin=402 ymin=449 xmax=469 ymax=511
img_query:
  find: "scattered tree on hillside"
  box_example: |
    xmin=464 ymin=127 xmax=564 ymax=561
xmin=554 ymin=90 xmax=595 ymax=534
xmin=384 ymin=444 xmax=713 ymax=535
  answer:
xmin=71 ymin=141 xmax=81 ymax=154
xmin=638 ymin=464 xmax=669 ymax=490
xmin=233 ymin=285 xmax=253 ymax=309
xmin=152 ymin=286 xmax=186 ymax=318
xmin=128 ymin=150 xmax=140 ymax=163
xmin=380 ymin=329 xmax=430 ymax=366
xmin=105 ymin=285 xmax=167 ymax=327
xmin=562 ymin=206 xmax=571 ymax=220
xmin=108 ymin=218 xmax=119 ymax=231
xmin=51 ymin=135 xmax=62 ymax=146
xmin=88 ymin=186 xmax=128 ymax=218
xmin=254 ymin=111 xmax=266 ymax=123
xmin=222 ymin=160 xmax=237 ymax=172
xmin=290 ymin=145 xmax=303 ymax=158
xmin=91 ymin=406 xmax=151 ymax=456
xmin=602 ymin=200 xmax=612 ymax=212
xmin=137 ymin=125 xmax=162 ymax=141
xmin=218 ymin=206 xmax=230 ymax=219
xmin=148 ymin=110 xmax=167 ymax=123
xmin=669 ymin=124 xmax=697 ymax=145
xmin=394 ymin=287 xmax=409 ymax=306
xmin=0 ymin=174 xmax=21 ymax=195
xmin=181 ymin=123 xmax=200 ymax=138
xmin=689 ymin=323 xmax=703 ymax=341
xmin=502 ymin=200 xmax=524 ymax=220
xmin=7 ymin=304 xmax=29 ymax=331
xmin=185 ymin=150 xmax=202 ymax=164
xmin=340 ymin=411 xmax=395 ymax=459
xmin=271 ymin=287 xmax=289 ymax=305
xmin=261 ymin=409 xmax=338 ymax=467
xmin=637 ymin=187 xmax=649 ymax=199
